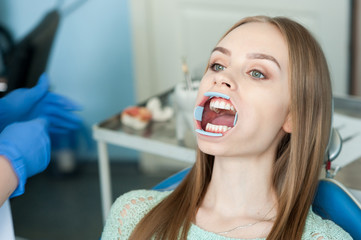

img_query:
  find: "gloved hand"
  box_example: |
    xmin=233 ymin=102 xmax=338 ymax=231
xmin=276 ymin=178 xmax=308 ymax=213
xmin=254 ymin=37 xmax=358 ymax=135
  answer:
xmin=0 ymin=73 xmax=48 ymax=131
xmin=27 ymin=91 xmax=83 ymax=134
xmin=0 ymin=118 xmax=50 ymax=197
xmin=0 ymin=73 xmax=83 ymax=133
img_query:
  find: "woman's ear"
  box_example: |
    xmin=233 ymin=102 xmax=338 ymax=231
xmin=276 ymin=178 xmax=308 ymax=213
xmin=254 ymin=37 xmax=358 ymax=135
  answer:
xmin=282 ymin=113 xmax=292 ymax=133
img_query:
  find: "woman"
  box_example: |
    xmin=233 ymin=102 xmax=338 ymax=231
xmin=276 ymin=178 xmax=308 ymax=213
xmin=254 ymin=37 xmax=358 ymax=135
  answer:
xmin=102 ymin=16 xmax=352 ymax=239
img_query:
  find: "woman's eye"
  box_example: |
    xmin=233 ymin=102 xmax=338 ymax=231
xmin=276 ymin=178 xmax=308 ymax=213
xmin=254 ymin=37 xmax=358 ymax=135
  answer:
xmin=249 ymin=70 xmax=265 ymax=79
xmin=210 ymin=63 xmax=225 ymax=72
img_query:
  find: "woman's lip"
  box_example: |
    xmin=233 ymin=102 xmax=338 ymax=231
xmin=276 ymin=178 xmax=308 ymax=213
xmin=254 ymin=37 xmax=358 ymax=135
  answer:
xmin=197 ymin=94 xmax=212 ymax=107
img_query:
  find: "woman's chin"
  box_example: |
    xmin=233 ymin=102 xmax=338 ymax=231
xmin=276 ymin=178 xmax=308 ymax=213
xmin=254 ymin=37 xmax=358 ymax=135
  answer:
xmin=197 ymin=141 xmax=230 ymax=157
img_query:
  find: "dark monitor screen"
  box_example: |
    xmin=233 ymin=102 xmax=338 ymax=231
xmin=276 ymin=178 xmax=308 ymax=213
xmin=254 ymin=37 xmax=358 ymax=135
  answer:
xmin=3 ymin=10 xmax=59 ymax=95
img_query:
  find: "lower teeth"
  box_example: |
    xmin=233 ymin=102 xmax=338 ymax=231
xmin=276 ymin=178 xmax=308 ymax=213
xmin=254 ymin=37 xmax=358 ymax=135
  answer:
xmin=205 ymin=123 xmax=232 ymax=133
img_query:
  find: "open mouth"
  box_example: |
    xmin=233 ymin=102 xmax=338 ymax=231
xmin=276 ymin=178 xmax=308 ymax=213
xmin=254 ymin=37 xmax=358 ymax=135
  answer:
xmin=194 ymin=92 xmax=238 ymax=137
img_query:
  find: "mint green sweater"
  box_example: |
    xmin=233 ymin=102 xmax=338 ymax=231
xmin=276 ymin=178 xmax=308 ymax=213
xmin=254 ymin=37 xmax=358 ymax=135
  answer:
xmin=101 ymin=190 xmax=352 ymax=240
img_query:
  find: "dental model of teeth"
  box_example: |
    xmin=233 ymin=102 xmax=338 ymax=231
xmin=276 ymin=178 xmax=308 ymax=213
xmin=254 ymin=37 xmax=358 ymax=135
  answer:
xmin=194 ymin=92 xmax=238 ymax=137
xmin=121 ymin=106 xmax=152 ymax=130
xmin=146 ymin=97 xmax=174 ymax=122
xmin=121 ymin=97 xmax=174 ymax=130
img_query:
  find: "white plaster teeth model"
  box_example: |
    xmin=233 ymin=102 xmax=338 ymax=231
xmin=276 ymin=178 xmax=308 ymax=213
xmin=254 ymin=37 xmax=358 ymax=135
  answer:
xmin=146 ymin=97 xmax=174 ymax=122
xmin=121 ymin=106 xmax=152 ymax=130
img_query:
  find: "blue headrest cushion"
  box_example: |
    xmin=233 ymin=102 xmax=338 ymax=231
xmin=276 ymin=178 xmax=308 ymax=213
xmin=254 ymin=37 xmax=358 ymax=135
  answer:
xmin=313 ymin=179 xmax=361 ymax=239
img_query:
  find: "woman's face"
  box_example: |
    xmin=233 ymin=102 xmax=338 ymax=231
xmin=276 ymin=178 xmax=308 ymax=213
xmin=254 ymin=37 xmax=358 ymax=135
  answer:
xmin=194 ymin=22 xmax=290 ymax=159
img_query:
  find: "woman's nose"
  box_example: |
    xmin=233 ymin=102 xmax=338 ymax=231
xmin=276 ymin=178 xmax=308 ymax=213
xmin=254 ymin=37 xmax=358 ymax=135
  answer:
xmin=213 ymin=74 xmax=236 ymax=90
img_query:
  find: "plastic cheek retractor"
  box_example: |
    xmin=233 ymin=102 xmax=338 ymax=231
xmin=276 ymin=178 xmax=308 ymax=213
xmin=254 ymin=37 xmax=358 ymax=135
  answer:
xmin=193 ymin=91 xmax=234 ymax=137
xmin=233 ymin=112 xmax=238 ymax=126
xmin=196 ymin=129 xmax=222 ymax=137
xmin=194 ymin=106 xmax=204 ymax=121
xmin=194 ymin=103 xmax=223 ymax=137
xmin=204 ymin=92 xmax=230 ymax=100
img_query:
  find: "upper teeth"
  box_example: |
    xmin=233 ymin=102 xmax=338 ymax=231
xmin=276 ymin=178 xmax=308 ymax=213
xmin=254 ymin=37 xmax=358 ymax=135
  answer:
xmin=209 ymin=98 xmax=235 ymax=113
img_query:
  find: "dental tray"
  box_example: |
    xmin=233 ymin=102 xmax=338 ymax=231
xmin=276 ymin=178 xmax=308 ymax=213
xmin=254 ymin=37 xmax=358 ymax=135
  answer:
xmin=93 ymin=87 xmax=197 ymax=163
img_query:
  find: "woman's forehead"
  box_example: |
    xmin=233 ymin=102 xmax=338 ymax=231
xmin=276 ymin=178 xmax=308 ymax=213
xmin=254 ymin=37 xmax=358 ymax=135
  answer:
xmin=216 ymin=22 xmax=289 ymax=66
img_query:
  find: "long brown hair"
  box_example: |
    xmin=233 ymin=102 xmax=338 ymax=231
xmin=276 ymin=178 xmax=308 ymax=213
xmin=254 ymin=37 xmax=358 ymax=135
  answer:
xmin=130 ymin=16 xmax=332 ymax=240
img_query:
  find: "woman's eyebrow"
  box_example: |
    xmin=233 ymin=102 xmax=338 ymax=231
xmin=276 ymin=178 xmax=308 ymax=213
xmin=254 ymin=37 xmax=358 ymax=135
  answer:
xmin=212 ymin=46 xmax=231 ymax=56
xmin=247 ymin=53 xmax=281 ymax=69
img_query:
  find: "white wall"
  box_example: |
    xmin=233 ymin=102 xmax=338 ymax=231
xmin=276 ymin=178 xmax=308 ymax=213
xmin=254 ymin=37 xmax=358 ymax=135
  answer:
xmin=0 ymin=0 xmax=138 ymax=160
xmin=131 ymin=0 xmax=351 ymax=101
xmin=355 ymin=1 xmax=361 ymax=95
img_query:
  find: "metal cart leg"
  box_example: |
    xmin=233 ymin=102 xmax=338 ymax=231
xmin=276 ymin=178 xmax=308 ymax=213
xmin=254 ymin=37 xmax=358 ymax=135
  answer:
xmin=97 ymin=141 xmax=112 ymax=224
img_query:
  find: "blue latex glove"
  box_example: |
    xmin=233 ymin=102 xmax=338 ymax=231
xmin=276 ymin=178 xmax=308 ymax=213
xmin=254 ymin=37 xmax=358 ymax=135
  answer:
xmin=28 ymin=91 xmax=83 ymax=134
xmin=0 ymin=118 xmax=50 ymax=197
xmin=0 ymin=73 xmax=83 ymax=133
xmin=0 ymin=73 xmax=48 ymax=131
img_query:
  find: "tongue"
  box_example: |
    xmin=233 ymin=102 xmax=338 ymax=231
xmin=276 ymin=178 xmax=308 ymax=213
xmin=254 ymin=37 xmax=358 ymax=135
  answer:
xmin=202 ymin=110 xmax=235 ymax=129
xmin=211 ymin=114 xmax=235 ymax=127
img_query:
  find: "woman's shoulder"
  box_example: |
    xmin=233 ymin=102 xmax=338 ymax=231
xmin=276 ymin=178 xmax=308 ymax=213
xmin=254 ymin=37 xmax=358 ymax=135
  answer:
xmin=302 ymin=208 xmax=353 ymax=240
xmin=114 ymin=189 xmax=170 ymax=206
xmin=101 ymin=189 xmax=171 ymax=240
